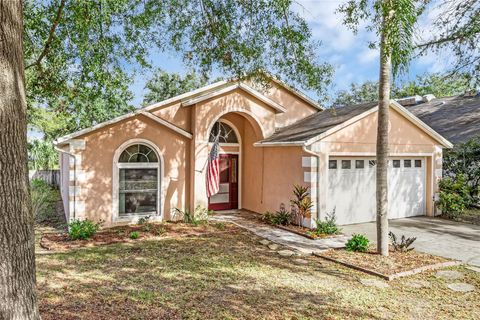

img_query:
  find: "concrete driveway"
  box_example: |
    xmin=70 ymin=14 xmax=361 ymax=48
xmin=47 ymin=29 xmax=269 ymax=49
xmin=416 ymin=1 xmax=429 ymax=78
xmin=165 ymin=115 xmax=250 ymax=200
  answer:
xmin=341 ymin=217 xmax=480 ymax=267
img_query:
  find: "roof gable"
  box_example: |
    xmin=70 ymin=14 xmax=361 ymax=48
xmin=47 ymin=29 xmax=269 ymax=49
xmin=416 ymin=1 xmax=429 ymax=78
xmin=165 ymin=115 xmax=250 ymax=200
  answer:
xmin=256 ymin=100 xmax=453 ymax=148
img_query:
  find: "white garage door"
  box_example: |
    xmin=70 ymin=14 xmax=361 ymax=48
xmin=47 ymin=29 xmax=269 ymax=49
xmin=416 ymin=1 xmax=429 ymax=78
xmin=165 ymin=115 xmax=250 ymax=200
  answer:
xmin=327 ymin=157 xmax=426 ymax=225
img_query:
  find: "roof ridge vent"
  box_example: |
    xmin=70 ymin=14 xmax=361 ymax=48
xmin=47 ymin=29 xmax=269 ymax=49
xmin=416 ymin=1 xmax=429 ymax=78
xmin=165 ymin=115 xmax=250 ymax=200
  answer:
xmin=395 ymin=95 xmax=422 ymax=106
xmin=422 ymin=94 xmax=436 ymax=102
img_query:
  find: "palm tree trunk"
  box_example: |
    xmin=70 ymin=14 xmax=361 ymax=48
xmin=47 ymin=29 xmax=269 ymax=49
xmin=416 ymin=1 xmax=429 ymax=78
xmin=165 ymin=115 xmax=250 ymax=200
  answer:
xmin=0 ymin=0 xmax=41 ymax=318
xmin=376 ymin=15 xmax=391 ymax=257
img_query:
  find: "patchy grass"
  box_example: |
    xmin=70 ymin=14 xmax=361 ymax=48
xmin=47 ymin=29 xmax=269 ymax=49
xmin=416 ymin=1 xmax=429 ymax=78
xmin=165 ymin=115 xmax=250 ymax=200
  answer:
xmin=36 ymin=227 xmax=480 ymax=320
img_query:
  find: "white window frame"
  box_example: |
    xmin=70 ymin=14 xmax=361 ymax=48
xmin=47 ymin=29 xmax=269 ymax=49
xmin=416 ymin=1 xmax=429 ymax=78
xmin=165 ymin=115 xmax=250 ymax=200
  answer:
xmin=112 ymin=139 xmax=165 ymax=223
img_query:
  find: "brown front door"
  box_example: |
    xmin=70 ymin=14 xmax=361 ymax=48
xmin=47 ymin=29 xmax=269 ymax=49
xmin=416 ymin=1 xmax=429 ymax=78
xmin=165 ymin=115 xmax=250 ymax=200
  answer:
xmin=208 ymin=154 xmax=239 ymax=211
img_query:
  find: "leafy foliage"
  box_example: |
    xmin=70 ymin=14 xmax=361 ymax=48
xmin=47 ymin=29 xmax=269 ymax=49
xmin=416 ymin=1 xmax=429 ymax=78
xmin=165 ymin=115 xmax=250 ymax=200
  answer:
xmin=143 ymin=69 xmax=211 ymax=105
xmin=388 ymin=231 xmax=416 ymax=252
xmin=31 ymin=179 xmax=58 ymax=223
xmin=330 ymin=72 xmax=471 ymax=107
xmin=68 ymin=219 xmax=101 ymax=240
xmin=28 ymin=139 xmax=58 ymax=170
xmin=24 ymin=0 xmax=333 ymax=139
xmin=129 ymin=231 xmax=139 ymax=239
xmin=290 ymin=184 xmax=313 ymax=226
xmin=443 ymin=137 xmax=480 ymax=201
xmin=345 ymin=234 xmax=370 ymax=253
xmin=262 ymin=203 xmax=291 ymax=226
xmin=311 ymin=210 xmax=340 ymax=236
xmin=417 ymin=0 xmax=479 ymax=85
xmin=338 ymin=0 xmax=423 ymax=76
xmin=437 ymin=175 xmax=472 ymax=219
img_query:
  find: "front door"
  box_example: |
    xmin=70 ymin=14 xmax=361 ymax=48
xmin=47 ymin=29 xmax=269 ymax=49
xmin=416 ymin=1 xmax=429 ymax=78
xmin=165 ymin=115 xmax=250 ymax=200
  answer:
xmin=208 ymin=154 xmax=239 ymax=211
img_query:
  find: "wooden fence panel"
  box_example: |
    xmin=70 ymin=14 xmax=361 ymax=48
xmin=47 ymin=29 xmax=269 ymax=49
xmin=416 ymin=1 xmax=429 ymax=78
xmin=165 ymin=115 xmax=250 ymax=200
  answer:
xmin=29 ymin=170 xmax=60 ymax=187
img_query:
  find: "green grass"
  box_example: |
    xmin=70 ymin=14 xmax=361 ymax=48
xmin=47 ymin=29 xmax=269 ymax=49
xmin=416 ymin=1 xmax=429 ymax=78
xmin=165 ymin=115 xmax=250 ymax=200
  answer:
xmin=36 ymin=227 xmax=480 ymax=320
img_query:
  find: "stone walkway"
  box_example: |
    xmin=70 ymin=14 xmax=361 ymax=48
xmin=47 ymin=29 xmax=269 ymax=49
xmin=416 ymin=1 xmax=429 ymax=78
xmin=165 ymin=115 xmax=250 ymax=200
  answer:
xmin=212 ymin=213 xmax=350 ymax=255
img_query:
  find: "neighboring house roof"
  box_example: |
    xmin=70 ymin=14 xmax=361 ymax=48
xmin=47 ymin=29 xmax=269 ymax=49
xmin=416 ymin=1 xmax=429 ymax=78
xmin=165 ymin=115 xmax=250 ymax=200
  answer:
xmin=407 ymin=95 xmax=480 ymax=144
xmin=257 ymin=100 xmax=453 ymax=148
xmin=54 ymin=76 xmax=320 ymax=145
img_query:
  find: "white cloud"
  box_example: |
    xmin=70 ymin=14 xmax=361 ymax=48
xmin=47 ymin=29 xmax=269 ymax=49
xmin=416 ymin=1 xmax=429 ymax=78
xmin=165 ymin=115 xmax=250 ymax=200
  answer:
xmin=357 ymin=48 xmax=379 ymax=64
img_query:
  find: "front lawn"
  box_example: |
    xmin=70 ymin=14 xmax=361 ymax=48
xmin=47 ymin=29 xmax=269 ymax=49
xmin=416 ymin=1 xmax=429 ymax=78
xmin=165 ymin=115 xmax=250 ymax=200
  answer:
xmin=36 ymin=227 xmax=479 ymax=319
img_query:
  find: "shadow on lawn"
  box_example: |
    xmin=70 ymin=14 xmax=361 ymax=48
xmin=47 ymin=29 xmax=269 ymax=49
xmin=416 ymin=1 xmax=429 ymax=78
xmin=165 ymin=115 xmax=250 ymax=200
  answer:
xmin=36 ymin=231 xmax=384 ymax=320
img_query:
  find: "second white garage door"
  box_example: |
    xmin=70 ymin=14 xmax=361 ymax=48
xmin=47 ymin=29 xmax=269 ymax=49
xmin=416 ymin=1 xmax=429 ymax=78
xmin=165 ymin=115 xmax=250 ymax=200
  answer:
xmin=326 ymin=157 xmax=426 ymax=225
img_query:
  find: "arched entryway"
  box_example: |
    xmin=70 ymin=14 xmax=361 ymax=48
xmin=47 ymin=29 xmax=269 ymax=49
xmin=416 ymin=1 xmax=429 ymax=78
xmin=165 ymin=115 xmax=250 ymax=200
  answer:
xmin=205 ymin=112 xmax=265 ymax=211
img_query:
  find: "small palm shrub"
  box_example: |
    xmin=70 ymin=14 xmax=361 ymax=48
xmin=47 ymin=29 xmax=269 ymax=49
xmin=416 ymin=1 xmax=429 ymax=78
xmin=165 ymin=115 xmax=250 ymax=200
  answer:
xmin=130 ymin=231 xmax=139 ymax=239
xmin=389 ymin=231 xmax=416 ymax=252
xmin=345 ymin=234 xmax=370 ymax=252
xmin=262 ymin=204 xmax=291 ymax=226
xmin=312 ymin=210 xmax=340 ymax=235
xmin=290 ymin=185 xmax=313 ymax=226
xmin=68 ymin=219 xmax=101 ymax=240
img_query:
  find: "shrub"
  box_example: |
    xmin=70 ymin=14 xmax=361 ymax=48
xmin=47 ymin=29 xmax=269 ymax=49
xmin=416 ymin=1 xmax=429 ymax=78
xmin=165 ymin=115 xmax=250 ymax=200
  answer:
xmin=388 ymin=231 xmax=416 ymax=252
xmin=312 ymin=210 xmax=340 ymax=235
xmin=443 ymin=136 xmax=480 ymax=201
xmin=437 ymin=175 xmax=471 ymax=218
xmin=174 ymin=205 xmax=211 ymax=226
xmin=137 ymin=215 xmax=151 ymax=225
xmin=68 ymin=219 xmax=101 ymax=240
xmin=290 ymin=185 xmax=313 ymax=226
xmin=345 ymin=234 xmax=370 ymax=252
xmin=130 ymin=231 xmax=139 ymax=239
xmin=31 ymin=178 xmax=58 ymax=223
xmin=273 ymin=204 xmax=291 ymax=225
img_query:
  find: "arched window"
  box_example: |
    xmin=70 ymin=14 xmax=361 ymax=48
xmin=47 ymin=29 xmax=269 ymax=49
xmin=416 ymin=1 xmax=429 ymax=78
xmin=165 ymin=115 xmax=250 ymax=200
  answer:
xmin=209 ymin=121 xmax=238 ymax=144
xmin=117 ymin=143 xmax=159 ymax=216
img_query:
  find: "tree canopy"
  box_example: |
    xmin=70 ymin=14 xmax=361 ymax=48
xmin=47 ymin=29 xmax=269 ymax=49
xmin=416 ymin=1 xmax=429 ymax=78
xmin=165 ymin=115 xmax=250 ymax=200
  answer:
xmin=417 ymin=0 xmax=479 ymax=85
xmin=142 ymin=69 xmax=211 ymax=105
xmin=24 ymin=0 xmax=333 ymax=139
xmin=330 ymin=72 xmax=472 ymax=107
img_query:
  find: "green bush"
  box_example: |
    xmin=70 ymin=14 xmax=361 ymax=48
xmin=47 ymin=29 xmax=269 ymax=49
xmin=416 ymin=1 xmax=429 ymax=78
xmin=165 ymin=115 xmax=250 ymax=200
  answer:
xmin=312 ymin=210 xmax=340 ymax=235
xmin=130 ymin=231 xmax=139 ymax=239
xmin=437 ymin=175 xmax=471 ymax=218
xmin=31 ymin=178 xmax=58 ymax=223
xmin=68 ymin=219 xmax=101 ymax=240
xmin=262 ymin=204 xmax=291 ymax=226
xmin=345 ymin=234 xmax=370 ymax=252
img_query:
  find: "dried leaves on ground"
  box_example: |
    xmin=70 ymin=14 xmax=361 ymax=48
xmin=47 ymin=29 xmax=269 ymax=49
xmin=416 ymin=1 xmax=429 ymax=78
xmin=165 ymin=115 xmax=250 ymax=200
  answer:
xmin=36 ymin=226 xmax=480 ymax=320
xmin=319 ymin=246 xmax=450 ymax=275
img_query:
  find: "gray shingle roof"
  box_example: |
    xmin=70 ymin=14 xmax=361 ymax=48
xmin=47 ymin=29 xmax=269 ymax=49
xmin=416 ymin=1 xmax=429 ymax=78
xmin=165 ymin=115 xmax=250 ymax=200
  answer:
xmin=260 ymin=101 xmax=378 ymax=144
xmin=260 ymin=95 xmax=480 ymax=145
xmin=407 ymin=95 xmax=480 ymax=144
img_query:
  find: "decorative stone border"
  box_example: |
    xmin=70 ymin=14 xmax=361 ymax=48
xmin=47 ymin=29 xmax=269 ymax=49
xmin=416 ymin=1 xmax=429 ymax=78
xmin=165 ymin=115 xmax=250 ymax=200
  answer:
xmin=314 ymin=252 xmax=462 ymax=281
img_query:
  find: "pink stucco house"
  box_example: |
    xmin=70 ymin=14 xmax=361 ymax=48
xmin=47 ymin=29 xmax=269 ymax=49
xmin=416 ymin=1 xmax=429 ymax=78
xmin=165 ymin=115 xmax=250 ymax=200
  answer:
xmin=54 ymin=77 xmax=452 ymax=228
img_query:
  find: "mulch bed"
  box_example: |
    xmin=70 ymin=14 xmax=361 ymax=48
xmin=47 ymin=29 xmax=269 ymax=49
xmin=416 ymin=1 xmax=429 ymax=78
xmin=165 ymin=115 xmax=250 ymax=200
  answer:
xmin=236 ymin=210 xmax=341 ymax=240
xmin=40 ymin=222 xmax=235 ymax=251
xmin=316 ymin=246 xmax=460 ymax=280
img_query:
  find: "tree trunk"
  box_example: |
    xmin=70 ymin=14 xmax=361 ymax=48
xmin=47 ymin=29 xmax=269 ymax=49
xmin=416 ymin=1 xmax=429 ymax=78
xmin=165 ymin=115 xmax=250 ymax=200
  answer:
xmin=0 ymin=1 xmax=41 ymax=319
xmin=376 ymin=14 xmax=392 ymax=257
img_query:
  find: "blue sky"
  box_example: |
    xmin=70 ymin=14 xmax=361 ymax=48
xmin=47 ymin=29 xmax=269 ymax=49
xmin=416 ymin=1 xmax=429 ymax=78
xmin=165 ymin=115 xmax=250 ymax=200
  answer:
xmin=128 ymin=0 xmax=448 ymax=107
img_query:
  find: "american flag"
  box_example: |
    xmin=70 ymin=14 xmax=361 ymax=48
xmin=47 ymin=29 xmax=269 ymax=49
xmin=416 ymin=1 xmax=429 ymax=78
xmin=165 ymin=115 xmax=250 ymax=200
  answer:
xmin=206 ymin=133 xmax=220 ymax=198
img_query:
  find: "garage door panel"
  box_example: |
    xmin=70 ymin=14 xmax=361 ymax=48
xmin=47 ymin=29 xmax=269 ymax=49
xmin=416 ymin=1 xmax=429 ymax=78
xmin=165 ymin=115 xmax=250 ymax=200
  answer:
xmin=327 ymin=163 xmax=376 ymax=225
xmin=328 ymin=157 xmax=425 ymax=225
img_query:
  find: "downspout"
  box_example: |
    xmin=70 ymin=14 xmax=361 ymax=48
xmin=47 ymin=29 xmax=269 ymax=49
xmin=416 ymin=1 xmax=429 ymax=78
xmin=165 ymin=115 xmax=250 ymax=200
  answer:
xmin=302 ymin=145 xmax=320 ymax=223
xmin=54 ymin=144 xmax=76 ymax=221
